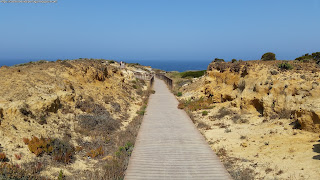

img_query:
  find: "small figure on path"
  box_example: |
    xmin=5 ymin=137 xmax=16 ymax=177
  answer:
xmin=120 ymin=61 xmax=126 ymax=69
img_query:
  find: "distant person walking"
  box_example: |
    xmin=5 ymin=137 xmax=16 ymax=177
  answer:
xmin=120 ymin=61 xmax=126 ymax=69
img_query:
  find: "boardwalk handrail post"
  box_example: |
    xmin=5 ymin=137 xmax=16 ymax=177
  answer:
xmin=156 ymin=73 xmax=173 ymax=90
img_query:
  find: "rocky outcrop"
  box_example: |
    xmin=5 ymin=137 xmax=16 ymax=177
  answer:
xmin=204 ymin=60 xmax=320 ymax=132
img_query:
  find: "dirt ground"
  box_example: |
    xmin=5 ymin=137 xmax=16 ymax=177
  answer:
xmin=192 ymin=103 xmax=320 ymax=179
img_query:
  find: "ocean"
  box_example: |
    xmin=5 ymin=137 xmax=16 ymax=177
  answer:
xmin=125 ymin=60 xmax=211 ymax=72
xmin=0 ymin=59 xmax=212 ymax=72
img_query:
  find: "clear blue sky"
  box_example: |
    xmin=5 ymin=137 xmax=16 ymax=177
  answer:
xmin=0 ymin=0 xmax=319 ymax=65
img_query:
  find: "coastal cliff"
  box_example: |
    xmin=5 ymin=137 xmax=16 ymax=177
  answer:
xmin=0 ymin=60 xmax=152 ymax=179
xmin=173 ymin=60 xmax=320 ymax=179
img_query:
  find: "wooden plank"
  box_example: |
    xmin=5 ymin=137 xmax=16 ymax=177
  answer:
xmin=125 ymin=78 xmax=231 ymax=180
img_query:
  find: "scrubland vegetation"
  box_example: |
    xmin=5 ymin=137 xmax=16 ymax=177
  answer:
xmin=170 ymin=53 xmax=320 ymax=179
xmin=0 ymin=59 xmax=153 ymax=179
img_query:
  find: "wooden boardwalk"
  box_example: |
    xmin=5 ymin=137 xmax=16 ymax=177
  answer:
xmin=125 ymin=78 xmax=231 ymax=180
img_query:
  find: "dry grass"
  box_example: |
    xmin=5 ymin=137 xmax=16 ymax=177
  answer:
xmin=14 ymin=154 xmax=22 ymax=160
xmin=87 ymin=146 xmax=104 ymax=158
xmin=83 ymin=86 xmax=153 ymax=179
xmin=215 ymin=147 xmax=255 ymax=180
xmin=214 ymin=107 xmax=234 ymax=119
xmin=0 ymin=162 xmax=48 ymax=180
xmin=0 ymin=60 xmax=155 ymax=179
xmin=197 ymin=121 xmax=211 ymax=130
xmin=77 ymin=113 xmax=120 ymax=136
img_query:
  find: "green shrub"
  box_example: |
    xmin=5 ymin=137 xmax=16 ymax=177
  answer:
xmin=177 ymin=92 xmax=182 ymax=97
xmin=214 ymin=58 xmax=225 ymax=62
xmin=231 ymin=59 xmax=237 ymax=63
xmin=58 ymin=170 xmax=66 ymax=180
xmin=180 ymin=70 xmax=206 ymax=78
xmin=115 ymin=142 xmax=134 ymax=158
xmin=278 ymin=62 xmax=293 ymax=70
xmin=136 ymin=110 xmax=145 ymax=115
xmin=136 ymin=105 xmax=147 ymax=115
xmin=238 ymin=80 xmax=246 ymax=92
xmin=132 ymin=85 xmax=138 ymax=89
xmin=296 ymin=52 xmax=320 ymax=63
xmin=202 ymin=111 xmax=208 ymax=116
xmin=261 ymin=52 xmax=276 ymax=61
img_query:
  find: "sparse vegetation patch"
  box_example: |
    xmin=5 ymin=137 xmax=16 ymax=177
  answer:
xmin=180 ymin=70 xmax=206 ymax=78
xmin=23 ymin=136 xmax=75 ymax=164
xmin=278 ymin=62 xmax=293 ymax=70
xmin=178 ymin=97 xmax=215 ymax=111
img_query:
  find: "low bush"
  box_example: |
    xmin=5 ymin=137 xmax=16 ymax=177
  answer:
xmin=238 ymin=80 xmax=246 ymax=92
xmin=176 ymin=92 xmax=182 ymax=97
xmin=136 ymin=105 xmax=147 ymax=116
xmin=78 ymin=114 xmax=120 ymax=134
xmin=231 ymin=115 xmax=249 ymax=124
xmin=0 ymin=108 xmax=3 ymax=119
xmin=23 ymin=136 xmax=53 ymax=157
xmin=278 ymin=62 xmax=293 ymax=70
xmin=278 ymin=109 xmax=292 ymax=119
xmin=58 ymin=170 xmax=66 ymax=180
xmin=261 ymin=52 xmax=276 ymax=61
xmin=132 ymin=84 xmax=138 ymax=89
xmin=295 ymin=52 xmax=320 ymax=63
xmin=231 ymin=59 xmax=237 ymax=63
xmin=136 ymin=110 xmax=145 ymax=115
xmin=214 ymin=58 xmax=225 ymax=62
xmin=214 ymin=107 xmax=234 ymax=119
xmin=0 ymin=163 xmax=36 ymax=179
xmin=178 ymin=97 xmax=214 ymax=111
xmin=75 ymin=99 xmax=106 ymax=114
xmin=197 ymin=122 xmax=211 ymax=130
xmin=115 ymin=142 xmax=134 ymax=158
xmin=202 ymin=111 xmax=208 ymax=116
xmin=180 ymin=70 xmax=206 ymax=78
xmin=87 ymin=146 xmax=104 ymax=158
xmin=51 ymin=140 xmax=75 ymax=164
xmin=23 ymin=136 xmax=75 ymax=164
